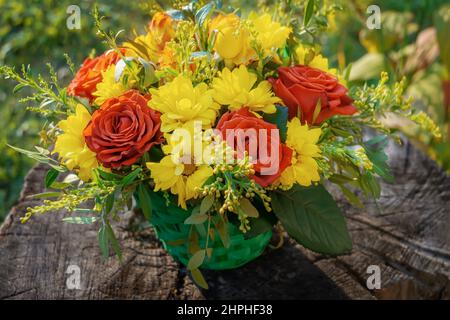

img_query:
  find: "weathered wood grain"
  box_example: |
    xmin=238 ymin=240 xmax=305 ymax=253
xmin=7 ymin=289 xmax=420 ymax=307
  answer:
xmin=0 ymin=137 xmax=449 ymax=299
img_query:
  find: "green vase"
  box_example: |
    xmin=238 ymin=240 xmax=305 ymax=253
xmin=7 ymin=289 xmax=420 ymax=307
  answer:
xmin=135 ymin=188 xmax=272 ymax=270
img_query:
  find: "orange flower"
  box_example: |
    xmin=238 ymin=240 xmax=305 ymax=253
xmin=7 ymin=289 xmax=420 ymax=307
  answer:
xmin=68 ymin=49 xmax=125 ymax=102
xmin=84 ymin=90 xmax=163 ymax=168
xmin=124 ymin=12 xmax=175 ymax=65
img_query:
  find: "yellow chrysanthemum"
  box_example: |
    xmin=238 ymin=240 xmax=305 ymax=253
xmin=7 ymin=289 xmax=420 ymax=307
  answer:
xmin=149 ymin=75 xmax=220 ymax=132
xmin=147 ymin=156 xmax=212 ymax=209
xmin=92 ymin=65 xmax=130 ymax=105
xmin=279 ymin=118 xmax=322 ymax=188
xmin=248 ymin=12 xmax=291 ymax=57
xmin=212 ymin=65 xmax=279 ymax=114
xmin=53 ymin=105 xmax=98 ymax=181
xmin=209 ymin=13 xmax=256 ymax=66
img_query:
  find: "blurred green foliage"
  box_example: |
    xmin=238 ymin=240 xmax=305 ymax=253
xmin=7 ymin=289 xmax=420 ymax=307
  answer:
xmin=325 ymin=0 xmax=450 ymax=171
xmin=0 ymin=0 xmax=152 ymax=221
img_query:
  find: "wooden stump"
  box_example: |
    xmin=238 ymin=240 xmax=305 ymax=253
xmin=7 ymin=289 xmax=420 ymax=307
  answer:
xmin=0 ymin=137 xmax=449 ymax=300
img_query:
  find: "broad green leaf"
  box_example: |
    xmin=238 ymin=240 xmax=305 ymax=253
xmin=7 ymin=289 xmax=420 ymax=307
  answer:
xmin=190 ymin=268 xmax=208 ymax=289
xmin=187 ymin=250 xmax=206 ymax=270
xmin=271 ymin=184 xmax=352 ymax=255
xmin=62 ymin=216 xmax=98 ymax=224
xmin=45 ymin=168 xmax=59 ymax=188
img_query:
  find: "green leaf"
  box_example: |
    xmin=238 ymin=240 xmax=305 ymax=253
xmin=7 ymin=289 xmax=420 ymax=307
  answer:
xmin=187 ymin=250 xmax=206 ymax=270
xmin=190 ymin=268 xmax=208 ymax=289
xmin=166 ymin=9 xmax=185 ymax=21
xmin=200 ymin=194 xmax=214 ymax=215
xmin=349 ymin=53 xmax=385 ymax=81
xmin=185 ymin=213 xmax=208 ymax=225
xmin=212 ymin=215 xmax=230 ymax=248
xmin=338 ymin=185 xmax=364 ymax=208
xmin=120 ymin=168 xmax=142 ymax=186
xmin=106 ymin=222 xmax=122 ymax=262
xmin=137 ymin=57 xmax=158 ymax=86
xmin=239 ymin=198 xmax=259 ymax=218
xmin=45 ymin=168 xmax=59 ymax=188
xmin=104 ymin=193 xmax=115 ymax=214
xmin=62 ymin=216 xmax=98 ymax=224
xmin=271 ymin=184 xmax=352 ymax=255
xmin=97 ymin=226 xmax=109 ymax=259
xmin=195 ymin=2 xmax=215 ymax=28
xmin=137 ymin=184 xmax=152 ymax=220
xmin=29 ymin=192 xmax=61 ymax=199
xmin=364 ymin=136 xmax=394 ymax=183
xmin=97 ymin=169 xmax=123 ymax=182
xmin=13 ymin=83 xmax=26 ymax=94
xmin=303 ymin=0 xmax=315 ymax=27
xmin=263 ymin=105 xmax=289 ymax=142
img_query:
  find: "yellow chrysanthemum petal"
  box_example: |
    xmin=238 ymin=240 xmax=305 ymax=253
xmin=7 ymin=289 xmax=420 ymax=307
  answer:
xmin=146 ymin=155 xmax=212 ymax=209
xmin=212 ymin=65 xmax=279 ymax=114
xmin=248 ymin=12 xmax=291 ymax=57
xmin=149 ymin=75 xmax=219 ymax=132
xmin=279 ymin=118 xmax=322 ymax=188
xmin=93 ymin=65 xmax=130 ymax=105
xmin=53 ymin=104 xmax=98 ymax=181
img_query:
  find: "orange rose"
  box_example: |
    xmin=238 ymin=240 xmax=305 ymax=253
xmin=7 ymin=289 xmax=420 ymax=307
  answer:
xmin=84 ymin=90 xmax=163 ymax=168
xmin=269 ymin=65 xmax=357 ymax=124
xmin=68 ymin=49 xmax=125 ymax=102
xmin=216 ymin=108 xmax=292 ymax=187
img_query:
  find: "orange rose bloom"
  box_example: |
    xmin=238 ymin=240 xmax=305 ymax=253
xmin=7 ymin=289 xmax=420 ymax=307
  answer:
xmin=68 ymin=49 xmax=125 ymax=102
xmin=84 ymin=90 xmax=163 ymax=168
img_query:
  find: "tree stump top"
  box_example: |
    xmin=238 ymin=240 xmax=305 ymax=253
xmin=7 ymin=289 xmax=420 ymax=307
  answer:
xmin=0 ymin=137 xmax=449 ymax=300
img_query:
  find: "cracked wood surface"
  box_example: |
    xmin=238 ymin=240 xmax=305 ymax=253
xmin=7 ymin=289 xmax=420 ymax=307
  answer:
xmin=0 ymin=137 xmax=449 ymax=299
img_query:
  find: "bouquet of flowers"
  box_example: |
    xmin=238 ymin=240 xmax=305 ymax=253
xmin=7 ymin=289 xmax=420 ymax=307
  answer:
xmin=1 ymin=0 xmax=440 ymax=288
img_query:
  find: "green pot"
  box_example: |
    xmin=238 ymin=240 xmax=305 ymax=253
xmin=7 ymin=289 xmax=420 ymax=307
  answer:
xmin=135 ymin=188 xmax=272 ymax=270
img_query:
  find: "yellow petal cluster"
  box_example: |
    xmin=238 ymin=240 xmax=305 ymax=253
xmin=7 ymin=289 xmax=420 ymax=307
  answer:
xmin=212 ymin=65 xmax=279 ymax=114
xmin=149 ymin=75 xmax=220 ymax=132
xmin=209 ymin=13 xmax=256 ymax=66
xmin=92 ymin=65 xmax=131 ymax=105
xmin=147 ymin=156 xmax=212 ymax=209
xmin=248 ymin=12 xmax=291 ymax=57
xmin=53 ymin=105 xmax=98 ymax=181
xmin=279 ymin=118 xmax=322 ymax=188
